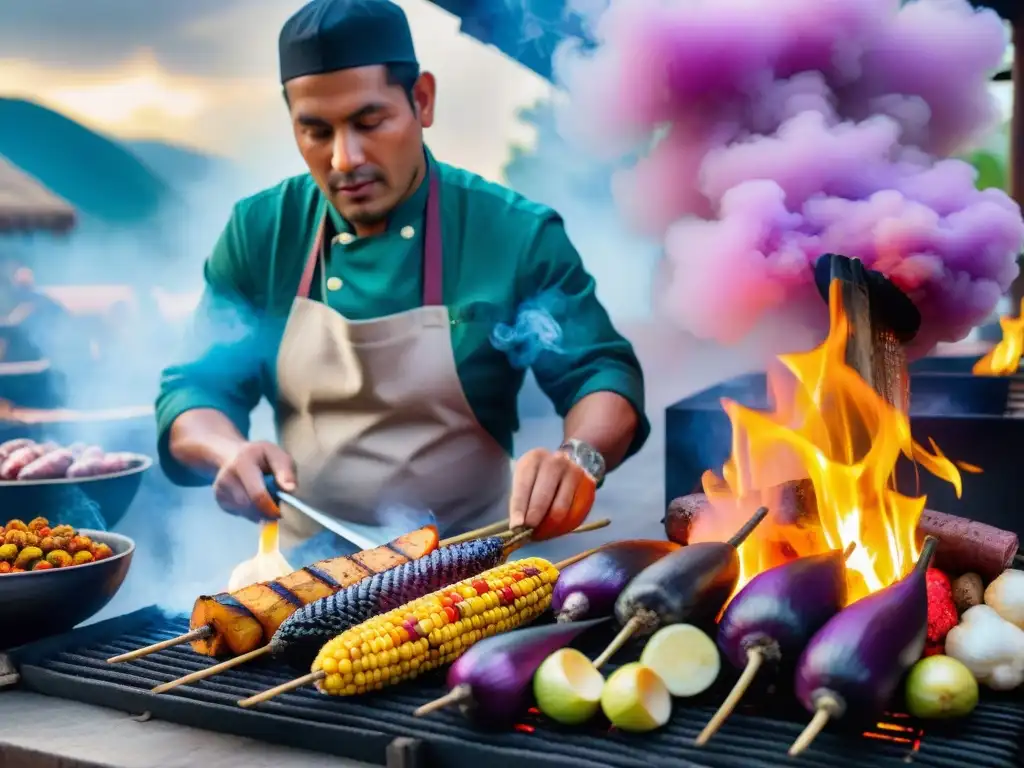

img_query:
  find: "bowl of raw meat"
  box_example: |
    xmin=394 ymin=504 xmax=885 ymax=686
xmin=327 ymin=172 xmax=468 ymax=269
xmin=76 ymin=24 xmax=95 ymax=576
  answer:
xmin=0 ymin=438 xmax=151 ymax=530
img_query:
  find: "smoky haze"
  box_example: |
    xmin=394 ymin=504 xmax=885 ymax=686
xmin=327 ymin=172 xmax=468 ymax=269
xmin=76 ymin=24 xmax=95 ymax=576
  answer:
xmin=552 ymin=0 xmax=1022 ymax=358
xmin=5 ymin=0 xmax=1016 ymax=622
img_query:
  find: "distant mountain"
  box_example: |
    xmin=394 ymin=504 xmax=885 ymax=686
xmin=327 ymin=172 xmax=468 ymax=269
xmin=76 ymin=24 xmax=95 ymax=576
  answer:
xmin=125 ymin=140 xmax=233 ymax=189
xmin=0 ymin=97 xmax=178 ymax=226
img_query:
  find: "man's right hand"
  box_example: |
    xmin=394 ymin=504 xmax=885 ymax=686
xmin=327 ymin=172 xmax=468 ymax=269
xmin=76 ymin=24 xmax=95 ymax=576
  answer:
xmin=213 ymin=441 xmax=297 ymax=522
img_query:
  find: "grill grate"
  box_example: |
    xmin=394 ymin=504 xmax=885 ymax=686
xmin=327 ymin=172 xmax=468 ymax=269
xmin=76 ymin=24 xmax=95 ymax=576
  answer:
xmin=10 ymin=607 xmax=1024 ymax=768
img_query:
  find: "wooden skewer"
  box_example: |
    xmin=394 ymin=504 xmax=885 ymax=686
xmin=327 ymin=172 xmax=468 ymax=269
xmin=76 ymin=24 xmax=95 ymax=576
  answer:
xmin=552 ymin=545 xmax=604 ymax=570
xmin=503 ymin=529 xmax=535 ymax=550
xmin=694 ymin=648 xmax=764 ymax=745
xmin=107 ymin=627 xmax=212 ymax=664
xmin=238 ymin=671 xmax=325 ymax=708
xmin=788 ymin=697 xmax=840 ymax=756
xmin=151 ymin=645 xmax=272 ymax=694
xmin=439 ymin=521 xmax=509 ymax=547
xmin=567 ymin=518 xmax=610 ymax=535
xmin=500 ymin=518 xmax=610 ymax=548
xmin=413 ymin=684 xmax=472 ymax=717
xmin=592 ymin=615 xmax=644 ymax=670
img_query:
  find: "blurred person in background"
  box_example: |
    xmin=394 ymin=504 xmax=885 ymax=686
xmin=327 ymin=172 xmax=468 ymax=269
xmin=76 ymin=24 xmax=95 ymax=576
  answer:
xmin=0 ymin=262 xmax=78 ymax=361
xmin=156 ymin=0 xmax=648 ymax=551
xmin=0 ymin=260 xmax=89 ymax=408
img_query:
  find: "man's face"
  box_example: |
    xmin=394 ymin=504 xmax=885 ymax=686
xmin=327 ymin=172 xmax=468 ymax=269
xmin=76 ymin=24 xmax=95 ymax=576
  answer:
xmin=286 ymin=66 xmax=436 ymax=231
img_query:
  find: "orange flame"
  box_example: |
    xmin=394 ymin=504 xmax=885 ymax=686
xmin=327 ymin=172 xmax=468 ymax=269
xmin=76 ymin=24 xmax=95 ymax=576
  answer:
xmin=258 ymin=521 xmax=280 ymax=555
xmin=697 ymin=279 xmax=963 ymax=603
xmin=973 ymin=299 xmax=1024 ymax=376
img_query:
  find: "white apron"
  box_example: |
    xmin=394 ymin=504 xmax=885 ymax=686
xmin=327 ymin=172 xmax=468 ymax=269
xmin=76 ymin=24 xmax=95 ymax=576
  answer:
xmin=274 ymin=171 xmax=512 ymax=549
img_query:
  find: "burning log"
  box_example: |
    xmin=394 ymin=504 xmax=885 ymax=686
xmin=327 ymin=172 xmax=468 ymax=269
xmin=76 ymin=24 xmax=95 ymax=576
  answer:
xmin=687 ymin=251 xmax=998 ymax=602
xmin=811 ymin=253 xmax=921 ymax=413
xmin=665 ymin=480 xmax=818 ymax=546
xmin=665 ymin=492 xmax=1018 ymax=582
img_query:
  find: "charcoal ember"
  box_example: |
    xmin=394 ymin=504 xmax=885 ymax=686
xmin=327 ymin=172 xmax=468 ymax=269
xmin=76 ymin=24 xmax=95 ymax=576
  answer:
xmin=769 ymin=480 xmax=818 ymax=527
xmin=665 ymin=481 xmax=818 ymax=545
xmin=663 ymin=495 xmax=704 ymax=545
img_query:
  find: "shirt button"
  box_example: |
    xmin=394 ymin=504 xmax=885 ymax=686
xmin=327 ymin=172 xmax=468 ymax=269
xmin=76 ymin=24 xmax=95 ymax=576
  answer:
xmin=334 ymin=232 xmax=355 ymax=245
xmin=400 ymin=225 xmax=415 ymax=240
xmin=326 ymin=277 xmax=343 ymax=291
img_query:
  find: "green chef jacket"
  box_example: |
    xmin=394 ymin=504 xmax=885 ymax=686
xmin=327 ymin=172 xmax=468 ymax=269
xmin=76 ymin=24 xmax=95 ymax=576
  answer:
xmin=155 ymin=151 xmax=650 ymax=485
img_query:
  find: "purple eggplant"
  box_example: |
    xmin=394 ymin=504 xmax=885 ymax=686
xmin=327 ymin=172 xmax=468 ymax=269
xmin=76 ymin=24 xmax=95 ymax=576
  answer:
xmin=593 ymin=506 xmax=769 ymax=669
xmin=413 ymin=617 xmax=608 ymax=727
xmin=553 ymin=540 xmax=681 ymax=622
xmin=788 ymin=536 xmax=938 ymax=757
xmin=695 ymin=545 xmax=851 ymax=745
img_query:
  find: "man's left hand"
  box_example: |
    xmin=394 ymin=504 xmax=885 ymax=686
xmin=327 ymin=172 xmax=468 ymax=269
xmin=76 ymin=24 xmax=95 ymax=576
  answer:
xmin=509 ymin=448 xmax=596 ymax=540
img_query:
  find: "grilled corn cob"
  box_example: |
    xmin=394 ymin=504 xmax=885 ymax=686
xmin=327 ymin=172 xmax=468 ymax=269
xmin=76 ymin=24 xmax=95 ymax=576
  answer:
xmin=271 ymin=536 xmax=507 ymax=666
xmin=312 ymin=556 xmax=557 ymax=696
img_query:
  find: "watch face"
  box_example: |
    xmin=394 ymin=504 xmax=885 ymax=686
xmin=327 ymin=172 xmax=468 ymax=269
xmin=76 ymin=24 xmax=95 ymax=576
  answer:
xmin=565 ymin=440 xmax=604 ymax=481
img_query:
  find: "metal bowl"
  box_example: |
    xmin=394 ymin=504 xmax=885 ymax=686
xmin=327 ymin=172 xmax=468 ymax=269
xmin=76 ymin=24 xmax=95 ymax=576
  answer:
xmin=0 ymin=529 xmax=135 ymax=649
xmin=0 ymin=453 xmax=152 ymax=529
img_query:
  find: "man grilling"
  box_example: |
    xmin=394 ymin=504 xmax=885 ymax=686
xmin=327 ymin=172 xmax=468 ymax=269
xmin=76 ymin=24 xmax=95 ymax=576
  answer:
xmin=156 ymin=0 xmax=648 ymax=549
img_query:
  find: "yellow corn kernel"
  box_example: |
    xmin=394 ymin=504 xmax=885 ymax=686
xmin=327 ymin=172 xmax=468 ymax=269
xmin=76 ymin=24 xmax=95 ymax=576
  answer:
xmin=313 ymin=558 xmax=559 ymax=696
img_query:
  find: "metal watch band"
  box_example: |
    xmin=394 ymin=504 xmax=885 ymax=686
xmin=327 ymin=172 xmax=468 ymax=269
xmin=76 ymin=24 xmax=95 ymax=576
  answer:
xmin=558 ymin=438 xmax=607 ymax=487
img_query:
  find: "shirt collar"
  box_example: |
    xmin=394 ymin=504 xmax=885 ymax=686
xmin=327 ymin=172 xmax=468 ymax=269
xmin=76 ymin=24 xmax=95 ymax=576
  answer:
xmin=326 ymin=148 xmax=433 ymax=237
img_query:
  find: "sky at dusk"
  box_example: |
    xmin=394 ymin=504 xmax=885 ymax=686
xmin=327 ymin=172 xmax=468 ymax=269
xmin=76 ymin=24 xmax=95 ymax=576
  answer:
xmin=0 ymin=0 xmax=555 ymax=183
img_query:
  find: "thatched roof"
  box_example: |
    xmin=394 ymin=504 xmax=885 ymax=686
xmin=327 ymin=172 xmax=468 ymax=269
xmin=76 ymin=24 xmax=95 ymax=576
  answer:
xmin=0 ymin=156 xmax=75 ymax=234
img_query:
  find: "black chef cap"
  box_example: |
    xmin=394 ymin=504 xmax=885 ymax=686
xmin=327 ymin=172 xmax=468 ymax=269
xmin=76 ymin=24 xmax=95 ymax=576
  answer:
xmin=279 ymin=0 xmax=418 ymax=84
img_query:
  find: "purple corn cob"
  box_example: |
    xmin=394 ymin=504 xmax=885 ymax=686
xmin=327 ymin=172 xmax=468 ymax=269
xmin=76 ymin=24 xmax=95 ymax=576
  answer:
xmin=269 ymin=536 xmax=506 ymax=666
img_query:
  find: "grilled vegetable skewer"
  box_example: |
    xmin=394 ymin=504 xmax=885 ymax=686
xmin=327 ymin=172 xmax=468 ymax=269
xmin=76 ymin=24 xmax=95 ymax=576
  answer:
xmin=552 ymin=539 xmax=680 ymax=622
xmin=151 ymin=535 xmax=510 ymax=693
xmin=789 ymin=537 xmax=939 ymax=757
xmin=593 ymin=507 xmax=768 ymax=669
xmin=146 ymin=520 xmax=608 ymax=691
xmin=110 ymin=517 xmax=607 ymax=665
xmin=414 ymin=617 xmax=610 ymax=726
xmin=237 ymin=550 xmax=594 ymax=708
xmin=694 ymin=543 xmax=853 ymax=745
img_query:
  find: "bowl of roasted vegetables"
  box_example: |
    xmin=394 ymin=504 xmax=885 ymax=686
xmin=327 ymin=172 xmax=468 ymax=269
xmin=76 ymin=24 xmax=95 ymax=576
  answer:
xmin=0 ymin=438 xmax=152 ymax=529
xmin=0 ymin=516 xmax=134 ymax=649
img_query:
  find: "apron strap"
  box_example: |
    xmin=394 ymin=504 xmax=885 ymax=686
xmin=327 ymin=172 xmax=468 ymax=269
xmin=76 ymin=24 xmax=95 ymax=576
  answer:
xmin=422 ymin=170 xmax=443 ymax=306
xmin=297 ymin=216 xmax=325 ymax=300
xmin=296 ymin=167 xmax=443 ymax=304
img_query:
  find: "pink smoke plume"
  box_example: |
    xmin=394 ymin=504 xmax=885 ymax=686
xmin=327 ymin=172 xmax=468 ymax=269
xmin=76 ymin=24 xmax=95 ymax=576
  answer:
xmin=556 ymin=0 xmax=1024 ymax=355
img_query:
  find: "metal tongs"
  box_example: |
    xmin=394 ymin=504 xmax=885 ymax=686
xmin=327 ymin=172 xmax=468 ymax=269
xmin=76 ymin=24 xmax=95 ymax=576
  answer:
xmin=228 ymin=477 xmax=435 ymax=591
xmin=264 ymin=476 xmax=394 ymax=551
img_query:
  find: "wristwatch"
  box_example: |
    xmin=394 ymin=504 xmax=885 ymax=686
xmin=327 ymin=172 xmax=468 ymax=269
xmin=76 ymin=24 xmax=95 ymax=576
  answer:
xmin=558 ymin=438 xmax=607 ymax=487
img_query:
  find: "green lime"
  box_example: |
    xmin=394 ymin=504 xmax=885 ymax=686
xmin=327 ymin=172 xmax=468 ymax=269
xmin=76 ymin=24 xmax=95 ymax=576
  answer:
xmin=533 ymin=648 xmax=604 ymax=725
xmin=905 ymin=655 xmax=979 ymax=719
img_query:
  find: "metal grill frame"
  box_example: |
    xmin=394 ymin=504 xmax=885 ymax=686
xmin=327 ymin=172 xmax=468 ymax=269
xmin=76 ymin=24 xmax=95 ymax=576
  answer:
xmin=8 ymin=607 xmax=1024 ymax=768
